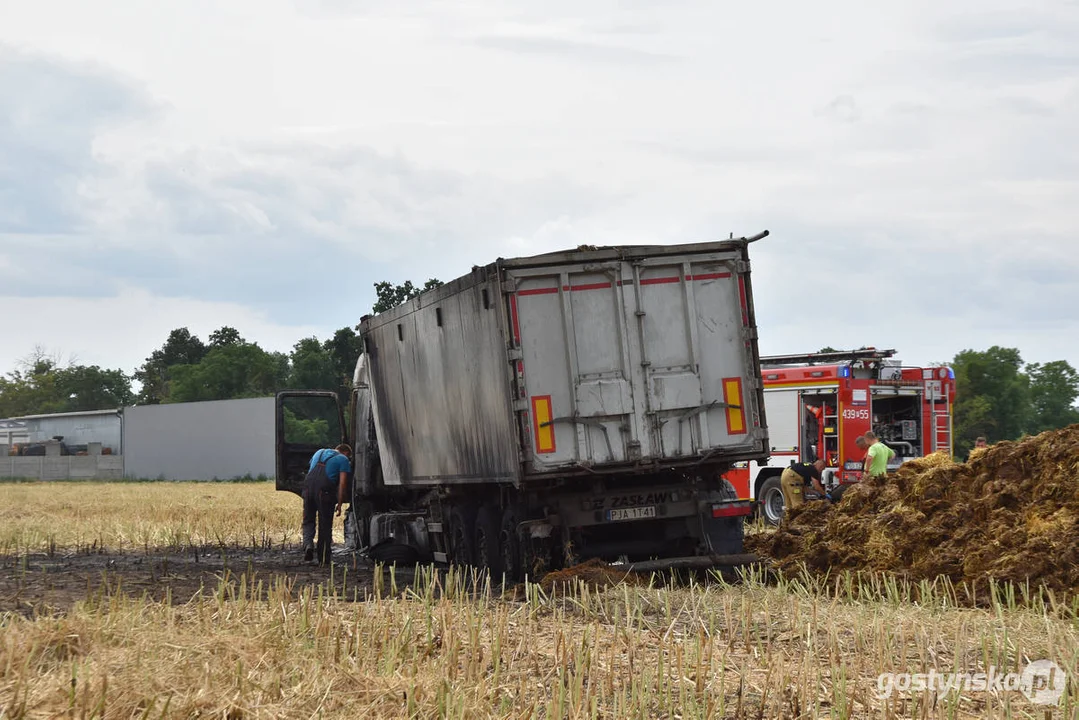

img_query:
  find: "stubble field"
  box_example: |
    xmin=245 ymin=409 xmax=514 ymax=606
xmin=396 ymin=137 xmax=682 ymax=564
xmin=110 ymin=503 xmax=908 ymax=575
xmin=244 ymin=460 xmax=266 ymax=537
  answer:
xmin=0 ymin=482 xmax=1076 ymax=719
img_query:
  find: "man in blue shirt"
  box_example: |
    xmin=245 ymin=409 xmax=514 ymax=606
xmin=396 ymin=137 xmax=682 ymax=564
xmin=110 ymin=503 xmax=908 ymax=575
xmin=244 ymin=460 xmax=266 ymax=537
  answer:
xmin=302 ymin=443 xmax=353 ymax=565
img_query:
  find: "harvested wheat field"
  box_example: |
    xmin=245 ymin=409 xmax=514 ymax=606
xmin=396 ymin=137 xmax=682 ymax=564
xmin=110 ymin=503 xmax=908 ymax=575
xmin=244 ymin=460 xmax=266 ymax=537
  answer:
xmin=749 ymin=425 xmax=1079 ymax=596
xmin=1 ymin=481 xmax=1078 ymax=718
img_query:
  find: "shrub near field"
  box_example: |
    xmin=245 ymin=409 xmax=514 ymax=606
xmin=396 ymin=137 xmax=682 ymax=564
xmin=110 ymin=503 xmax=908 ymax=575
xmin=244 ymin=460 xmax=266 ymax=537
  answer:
xmin=0 ymin=483 xmax=1076 ymax=718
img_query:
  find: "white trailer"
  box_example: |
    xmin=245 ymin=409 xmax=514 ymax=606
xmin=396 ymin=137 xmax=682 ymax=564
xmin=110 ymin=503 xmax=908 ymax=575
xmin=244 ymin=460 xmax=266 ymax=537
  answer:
xmin=276 ymin=233 xmax=771 ymax=576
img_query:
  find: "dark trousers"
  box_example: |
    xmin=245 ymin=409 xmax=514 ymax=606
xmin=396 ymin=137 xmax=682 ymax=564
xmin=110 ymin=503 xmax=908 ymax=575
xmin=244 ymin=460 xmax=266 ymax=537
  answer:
xmin=302 ymin=487 xmax=336 ymax=566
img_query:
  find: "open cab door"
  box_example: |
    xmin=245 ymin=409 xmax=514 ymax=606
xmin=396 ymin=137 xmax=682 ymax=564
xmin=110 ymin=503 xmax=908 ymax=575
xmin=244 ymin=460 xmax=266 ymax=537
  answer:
xmin=276 ymin=391 xmax=348 ymax=496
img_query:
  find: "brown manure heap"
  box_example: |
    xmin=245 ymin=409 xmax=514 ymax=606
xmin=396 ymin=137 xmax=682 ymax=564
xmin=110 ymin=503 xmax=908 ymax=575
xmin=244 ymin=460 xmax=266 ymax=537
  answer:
xmin=537 ymin=558 xmax=645 ymax=594
xmin=748 ymin=425 xmax=1079 ymax=594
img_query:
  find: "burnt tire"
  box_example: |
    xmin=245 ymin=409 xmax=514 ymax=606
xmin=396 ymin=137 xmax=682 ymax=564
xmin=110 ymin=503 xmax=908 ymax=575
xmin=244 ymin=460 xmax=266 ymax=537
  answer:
xmin=758 ymin=476 xmax=785 ymax=526
xmin=447 ymin=504 xmax=477 ymax=568
xmin=703 ymin=480 xmax=746 ymax=554
xmin=369 ymin=542 xmax=419 ymax=565
xmin=474 ymin=505 xmax=503 ymax=578
xmin=498 ymin=507 xmax=522 ymax=583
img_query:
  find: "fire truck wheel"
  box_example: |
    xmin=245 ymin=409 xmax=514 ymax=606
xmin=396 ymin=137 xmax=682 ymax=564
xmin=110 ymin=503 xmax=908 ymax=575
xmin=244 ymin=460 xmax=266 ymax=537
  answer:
xmin=758 ymin=476 xmax=785 ymax=526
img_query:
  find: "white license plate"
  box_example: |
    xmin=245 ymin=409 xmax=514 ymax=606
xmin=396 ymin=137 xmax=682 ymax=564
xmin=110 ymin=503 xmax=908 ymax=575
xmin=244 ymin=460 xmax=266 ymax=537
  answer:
xmin=606 ymin=506 xmax=657 ymax=522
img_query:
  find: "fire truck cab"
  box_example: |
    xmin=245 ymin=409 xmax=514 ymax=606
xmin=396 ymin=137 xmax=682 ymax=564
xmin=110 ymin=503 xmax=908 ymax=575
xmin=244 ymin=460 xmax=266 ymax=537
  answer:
xmin=725 ymin=348 xmax=956 ymax=525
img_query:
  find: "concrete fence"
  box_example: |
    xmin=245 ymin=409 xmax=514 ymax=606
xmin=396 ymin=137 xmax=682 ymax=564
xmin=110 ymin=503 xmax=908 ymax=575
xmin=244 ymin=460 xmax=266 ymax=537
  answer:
xmin=0 ymin=454 xmax=125 ymax=480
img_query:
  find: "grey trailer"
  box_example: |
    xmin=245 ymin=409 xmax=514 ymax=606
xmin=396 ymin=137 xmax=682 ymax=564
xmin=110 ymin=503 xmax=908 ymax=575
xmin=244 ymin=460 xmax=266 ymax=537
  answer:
xmin=276 ymin=233 xmax=771 ymax=577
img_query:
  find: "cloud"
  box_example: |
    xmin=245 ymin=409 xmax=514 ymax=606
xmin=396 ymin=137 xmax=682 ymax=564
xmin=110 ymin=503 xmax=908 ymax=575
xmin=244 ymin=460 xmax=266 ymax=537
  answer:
xmin=0 ymin=48 xmax=617 ymax=331
xmin=1 ymin=0 xmax=1078 ymax=378
xmin=0 ymin=46 xmax=156 ymax=234
xmin=0 ymin=287 xmax=324 ymax=375
xmin=471 ymin=34 xmax=679 ymax=65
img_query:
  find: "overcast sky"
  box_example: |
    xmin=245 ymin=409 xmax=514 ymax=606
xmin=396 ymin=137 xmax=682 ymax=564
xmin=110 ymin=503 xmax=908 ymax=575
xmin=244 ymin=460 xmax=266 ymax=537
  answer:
xmin=1 ymin=0 xmax=1077 ymax=378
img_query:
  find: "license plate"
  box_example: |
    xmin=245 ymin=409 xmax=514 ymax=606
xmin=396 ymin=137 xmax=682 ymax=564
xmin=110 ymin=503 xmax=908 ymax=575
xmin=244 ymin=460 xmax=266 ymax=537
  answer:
xmin=606 ymin=506 xmax=656 ymax=522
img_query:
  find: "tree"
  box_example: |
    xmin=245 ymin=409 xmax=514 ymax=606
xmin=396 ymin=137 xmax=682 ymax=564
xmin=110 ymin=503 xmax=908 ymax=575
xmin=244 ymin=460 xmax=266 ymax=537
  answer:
xmin=54 ymin=365 xmax=134 ymax=411
xmin=1027 ymin=360 xmax=1079 ymax=433
xmin=952 ymin=346 xmax=1032 ymax=454
xmin=324 ymin=327 xmax=363 ymax=391
xmin=134 ymin=328 xmax=207 ymax=404
xmin=0 ymin=352 xmax=62 ymax=417
xmin=289 ymin=338 xmax=337 ymax=391
xmin=282 ymin=407 xmax=329 ymax=444
xmin=818 ymin=347 xmax=839 ymax=354
xmin=372 ymin=279 xmax=443 ymax=314
xmin=0 ymin=349 xmax=132 ymax=417
xmin=209 ymin=326 xmax=244 ymax=348
xmin=167 ymin=342 xmax=283 ymax=403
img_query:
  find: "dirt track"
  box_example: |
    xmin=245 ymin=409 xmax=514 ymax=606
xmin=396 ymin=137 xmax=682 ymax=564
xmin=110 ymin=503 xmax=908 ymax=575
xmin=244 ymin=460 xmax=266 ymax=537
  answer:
xmin=0 ymin=546 xmax=384 ymax=615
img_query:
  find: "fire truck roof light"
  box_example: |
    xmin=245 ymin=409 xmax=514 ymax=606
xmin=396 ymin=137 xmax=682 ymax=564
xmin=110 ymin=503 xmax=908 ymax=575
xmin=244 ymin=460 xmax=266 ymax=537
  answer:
xmin=947 ymin=368 xmax=955 ymax=379
xmin=839 ymin=366 xmax=850 ymax=378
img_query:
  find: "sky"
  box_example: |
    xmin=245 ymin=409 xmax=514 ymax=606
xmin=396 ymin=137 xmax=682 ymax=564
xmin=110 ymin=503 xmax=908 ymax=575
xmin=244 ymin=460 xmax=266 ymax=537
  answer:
xmin=1 ymin=0 xmax=1077 ymax=378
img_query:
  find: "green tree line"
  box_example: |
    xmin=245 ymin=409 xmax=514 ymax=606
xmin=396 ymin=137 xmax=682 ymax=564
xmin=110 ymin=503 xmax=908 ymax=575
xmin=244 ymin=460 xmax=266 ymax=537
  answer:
xmin=2 ymin=281 xmax=1075 ymax=457
xmin=951 ymin=346 xmax=1079 ymax=455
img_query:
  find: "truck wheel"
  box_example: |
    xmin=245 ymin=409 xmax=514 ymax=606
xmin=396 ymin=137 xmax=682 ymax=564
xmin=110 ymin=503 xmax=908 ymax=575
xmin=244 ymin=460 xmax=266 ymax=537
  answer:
xmin=474 ymin=505 xmax=503 ymax=578
xmin=498 ymin=508 xmax=522 ymax=583
xmin=758 ymin=476 xmax=785 ymax=526
xmin=447 ymin=504 xmax=476 ymax=567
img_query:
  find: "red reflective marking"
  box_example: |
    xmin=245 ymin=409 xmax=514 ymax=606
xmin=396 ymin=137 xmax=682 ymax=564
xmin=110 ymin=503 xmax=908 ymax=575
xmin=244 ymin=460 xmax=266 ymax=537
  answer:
xmin=722 ymin=376 xmax=747 ymax=436
xmin=563 ymin=282 xmax=613 ymax=292
xmin=689 ymin=272 xmax=731 ymax=281
xmin=517 ymin=287 xmax=559 ymax=296
xmin=639 ymin=276 xmax=681 ymax=286
xmin=712 ymin=502 xmax=753 ymax=518
xmin=509 ymin=294 xmax=521 ymax=343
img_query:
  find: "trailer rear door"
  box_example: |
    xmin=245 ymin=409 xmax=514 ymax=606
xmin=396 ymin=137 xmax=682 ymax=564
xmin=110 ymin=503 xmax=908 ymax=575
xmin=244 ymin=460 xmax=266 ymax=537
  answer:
xmin=507 ymin=246 xmax=763 ymax=472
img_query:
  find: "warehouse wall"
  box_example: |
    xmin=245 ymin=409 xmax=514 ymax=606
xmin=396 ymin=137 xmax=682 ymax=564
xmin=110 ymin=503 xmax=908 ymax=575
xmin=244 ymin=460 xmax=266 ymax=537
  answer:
xmin=123 ymin=397 xmax=275 ymax=480
xmin=25 ymin=413 xmax=122 ymax=452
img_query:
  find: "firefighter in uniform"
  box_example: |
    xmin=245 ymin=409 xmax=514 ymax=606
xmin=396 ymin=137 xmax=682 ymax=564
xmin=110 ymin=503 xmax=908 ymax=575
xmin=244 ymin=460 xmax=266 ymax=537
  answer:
xmin=780 ymin=459 xmax=827 ymax=512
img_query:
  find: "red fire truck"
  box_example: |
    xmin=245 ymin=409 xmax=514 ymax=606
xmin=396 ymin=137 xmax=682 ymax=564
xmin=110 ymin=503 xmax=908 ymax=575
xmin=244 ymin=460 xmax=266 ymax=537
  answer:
xmin=725 ymin=348 xmax=956 ymax=524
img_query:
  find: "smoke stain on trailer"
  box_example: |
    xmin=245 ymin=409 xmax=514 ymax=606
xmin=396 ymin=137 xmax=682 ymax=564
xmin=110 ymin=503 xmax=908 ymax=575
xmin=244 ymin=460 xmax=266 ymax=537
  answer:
xmin=363 ymin=272 xmax=519 ymax=486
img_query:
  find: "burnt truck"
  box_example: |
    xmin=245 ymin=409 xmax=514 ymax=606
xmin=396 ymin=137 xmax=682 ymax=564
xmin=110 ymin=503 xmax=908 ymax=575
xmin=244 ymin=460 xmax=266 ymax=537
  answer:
xmin=276 ymin=233 xmax=771 ymax=578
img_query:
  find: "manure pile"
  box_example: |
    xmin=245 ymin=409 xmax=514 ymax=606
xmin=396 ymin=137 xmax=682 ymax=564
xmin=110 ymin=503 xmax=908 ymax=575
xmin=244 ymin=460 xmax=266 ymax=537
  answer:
xmin=748 ymin=425 xmax=1079 ymax=593
xmin=537 ymin=557 xmax=645 ymax=593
